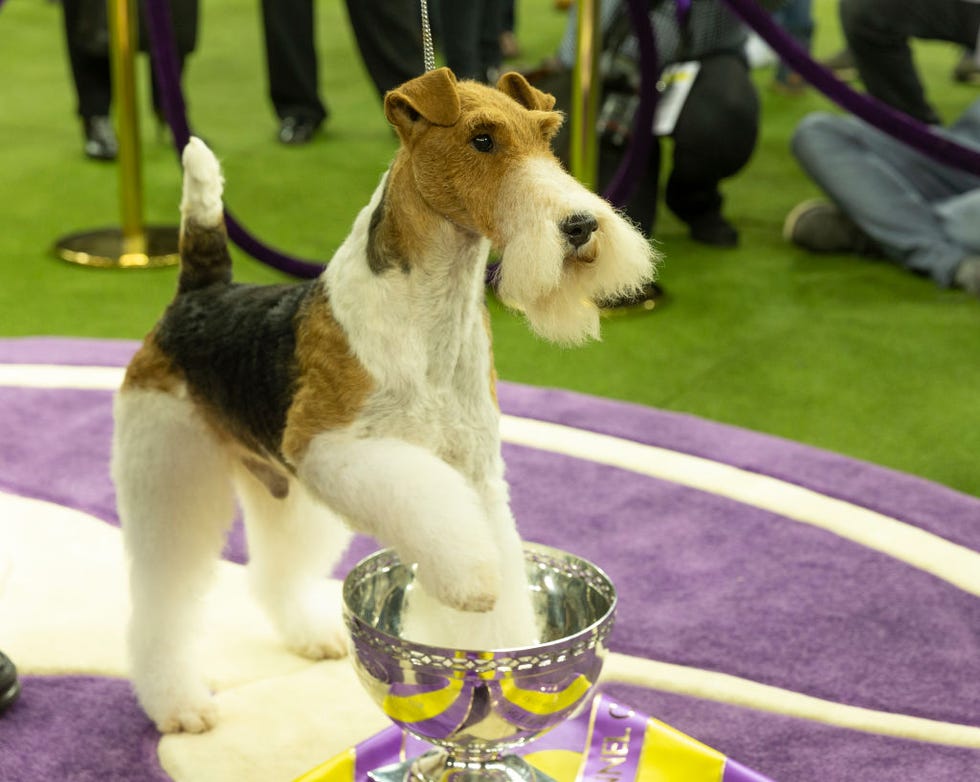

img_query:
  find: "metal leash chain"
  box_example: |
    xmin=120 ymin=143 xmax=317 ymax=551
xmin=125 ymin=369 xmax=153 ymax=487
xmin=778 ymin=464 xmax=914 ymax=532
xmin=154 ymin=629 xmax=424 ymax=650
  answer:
xmin=420 ymin=0 xmax=436 ymax=72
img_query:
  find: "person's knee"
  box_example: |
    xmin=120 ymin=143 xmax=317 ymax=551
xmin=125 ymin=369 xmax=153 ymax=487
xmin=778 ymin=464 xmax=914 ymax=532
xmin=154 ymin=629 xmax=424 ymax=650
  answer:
xmin=717 ymin=81 xmax=758 ymax=129
xmin=790 ymin=112 xmax=841 ymax=161
xmin=675 ymin=59 xmax=757 ymax=153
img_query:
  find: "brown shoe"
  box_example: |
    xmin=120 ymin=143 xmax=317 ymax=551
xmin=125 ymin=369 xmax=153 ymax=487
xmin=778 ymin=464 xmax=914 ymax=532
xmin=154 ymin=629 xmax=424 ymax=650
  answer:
xmin=821 ymin=48 xmax=858 ymax=81
xmin=772 ymin=72 xmax=807 ymax=96
xmin=952 ymin=51 xmax=980 ymax=84
xmin=783 ymin=200 xmax=880 ymax=255
xmin=954 ymin=257 xmax=980 ymax=296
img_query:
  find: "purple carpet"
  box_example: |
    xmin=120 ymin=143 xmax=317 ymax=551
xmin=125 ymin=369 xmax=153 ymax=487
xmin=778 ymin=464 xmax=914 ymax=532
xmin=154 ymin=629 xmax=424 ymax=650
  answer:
xmin=1 ymin=337 xmax=978 ymax=781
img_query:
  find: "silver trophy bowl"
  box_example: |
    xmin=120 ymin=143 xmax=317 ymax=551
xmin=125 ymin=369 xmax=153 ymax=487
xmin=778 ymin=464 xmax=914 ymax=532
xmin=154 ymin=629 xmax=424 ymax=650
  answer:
xmin=342 ymin=543 xmax=617 ymax=782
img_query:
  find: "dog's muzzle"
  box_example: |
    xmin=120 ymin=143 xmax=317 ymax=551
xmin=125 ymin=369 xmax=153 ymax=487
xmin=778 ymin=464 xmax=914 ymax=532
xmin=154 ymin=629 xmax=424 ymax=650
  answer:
xmin=560 ymin=213 xmax=598 ymax=253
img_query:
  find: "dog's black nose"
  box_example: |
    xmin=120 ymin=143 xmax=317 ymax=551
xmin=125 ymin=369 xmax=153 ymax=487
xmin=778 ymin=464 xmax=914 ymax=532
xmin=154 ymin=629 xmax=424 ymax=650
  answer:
xmin=560 ymin=213 xmax=598 ymax=248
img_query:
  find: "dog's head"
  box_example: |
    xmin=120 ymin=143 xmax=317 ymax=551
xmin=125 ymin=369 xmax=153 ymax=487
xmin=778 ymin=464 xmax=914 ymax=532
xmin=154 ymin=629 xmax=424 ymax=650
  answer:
xmin=384 ymin=68 xmax=563 ymax=237
xmin=385 ymin=68 xmax=659 ymax=345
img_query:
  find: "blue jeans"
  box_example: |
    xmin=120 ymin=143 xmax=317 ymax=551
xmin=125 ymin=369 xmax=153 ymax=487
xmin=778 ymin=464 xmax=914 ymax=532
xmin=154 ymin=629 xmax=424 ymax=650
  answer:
xmin=790 ymin=102 xmax=980 ymax=286
xmin=773 ymin=0 xmax=814 ymax=83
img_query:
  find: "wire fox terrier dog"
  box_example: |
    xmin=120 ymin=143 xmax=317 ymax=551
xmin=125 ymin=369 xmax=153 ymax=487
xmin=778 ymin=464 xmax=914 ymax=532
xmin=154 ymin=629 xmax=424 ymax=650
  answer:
xmin=112 ymin=67 xmax=658 ymax=733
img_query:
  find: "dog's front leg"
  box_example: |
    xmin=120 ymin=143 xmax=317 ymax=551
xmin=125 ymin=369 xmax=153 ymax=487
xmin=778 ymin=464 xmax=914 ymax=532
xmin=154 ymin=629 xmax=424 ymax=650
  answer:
xmin=371 ymin=476 xmax=539 ymax=651
xmin=476 ymin=477 xmax=539 ymax=647
xmin=298 ymin=434 xmax=502 ymax=613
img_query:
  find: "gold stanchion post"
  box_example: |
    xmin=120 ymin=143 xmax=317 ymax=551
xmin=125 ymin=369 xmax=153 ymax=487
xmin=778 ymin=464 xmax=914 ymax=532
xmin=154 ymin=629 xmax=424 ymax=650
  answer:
xmin=569 ymin=0 xmax=600 ymax=190
xmin=54 ymin=0 xmax=179 ymax=269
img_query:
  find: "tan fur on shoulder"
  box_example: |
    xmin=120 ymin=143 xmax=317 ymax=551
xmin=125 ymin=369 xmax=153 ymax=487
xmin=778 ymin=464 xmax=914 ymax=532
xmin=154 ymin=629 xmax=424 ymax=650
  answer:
xmin=282 ymin=294 xmax=374 ymax=465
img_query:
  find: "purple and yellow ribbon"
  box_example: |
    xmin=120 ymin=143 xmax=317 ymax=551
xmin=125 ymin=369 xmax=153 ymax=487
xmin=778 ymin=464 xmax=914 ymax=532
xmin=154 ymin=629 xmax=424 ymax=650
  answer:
xmin=294 ymin=694 xmax=776 ymax=782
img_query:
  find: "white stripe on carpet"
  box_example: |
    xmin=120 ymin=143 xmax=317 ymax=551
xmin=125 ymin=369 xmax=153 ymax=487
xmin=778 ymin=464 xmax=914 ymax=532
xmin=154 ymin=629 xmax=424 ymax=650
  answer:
xmin=500 ymin=416 xmax=980 ymax=598
xmin=0 ymin=364 xmax=124 ymax=389
xmin=602 ymin=652 xmax=980 ymax=749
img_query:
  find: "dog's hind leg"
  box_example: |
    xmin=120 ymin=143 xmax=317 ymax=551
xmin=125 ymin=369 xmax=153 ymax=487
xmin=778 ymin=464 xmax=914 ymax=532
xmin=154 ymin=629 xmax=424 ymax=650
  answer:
xmin=232 ymin=464 xmax=352 ymax=660
xmin=112 ymin=390 xmax=235 ymax=733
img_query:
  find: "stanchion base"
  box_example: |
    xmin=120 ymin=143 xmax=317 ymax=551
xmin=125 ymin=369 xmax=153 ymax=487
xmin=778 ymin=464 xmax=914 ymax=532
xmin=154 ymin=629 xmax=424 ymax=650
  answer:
xmin=54 ymin=226 xmax=180 ymax=269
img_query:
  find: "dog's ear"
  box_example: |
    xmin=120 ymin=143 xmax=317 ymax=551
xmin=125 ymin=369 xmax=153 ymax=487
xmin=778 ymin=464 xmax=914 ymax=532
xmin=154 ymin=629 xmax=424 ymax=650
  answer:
xmin=496 ymin=71 xmax=557 ymax=112
xmin=385 ymin=67 xmax=461 ymax=137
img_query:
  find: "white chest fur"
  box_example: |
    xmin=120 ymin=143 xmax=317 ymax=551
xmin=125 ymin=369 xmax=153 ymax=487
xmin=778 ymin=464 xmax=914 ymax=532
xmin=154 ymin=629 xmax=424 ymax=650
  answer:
xmin=323 ymin=177 xmax=502 ymax=484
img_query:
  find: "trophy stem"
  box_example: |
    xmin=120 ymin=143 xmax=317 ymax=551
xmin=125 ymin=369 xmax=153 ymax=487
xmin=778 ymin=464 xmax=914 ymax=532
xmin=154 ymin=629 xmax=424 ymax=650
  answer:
xmin=368 ymin=750 xmax=559 ymax=782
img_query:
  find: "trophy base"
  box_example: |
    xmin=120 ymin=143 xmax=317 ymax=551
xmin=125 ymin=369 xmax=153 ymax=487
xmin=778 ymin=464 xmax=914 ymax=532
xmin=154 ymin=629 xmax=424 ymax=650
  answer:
xmin=369 ymin=750 xmax=558 ymax=782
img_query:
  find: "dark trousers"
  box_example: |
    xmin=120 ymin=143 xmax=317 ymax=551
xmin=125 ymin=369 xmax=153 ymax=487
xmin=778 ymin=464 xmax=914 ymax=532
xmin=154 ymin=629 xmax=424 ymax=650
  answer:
xmin=61 ymin=0 xmax=112 ymax=119
xmin=599 ymin=53 xmax=759 ymax=236
xmin=345 ymin=0 xmax=426 ymax=96
xmin=841 ymin=0 xmax=980 ymax=125
xmin=260 ymin=0 xmax=424 ymax=123
xmin=435 ymin=0 xmax=505 ymax=82
xmin=60 ymin=0 xmax=196 ymax=120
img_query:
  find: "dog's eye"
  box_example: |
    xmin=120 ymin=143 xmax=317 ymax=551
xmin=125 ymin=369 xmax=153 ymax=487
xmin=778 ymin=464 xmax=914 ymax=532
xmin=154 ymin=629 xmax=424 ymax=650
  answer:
xmin=471 ymin=134 xmax=494 ymax=153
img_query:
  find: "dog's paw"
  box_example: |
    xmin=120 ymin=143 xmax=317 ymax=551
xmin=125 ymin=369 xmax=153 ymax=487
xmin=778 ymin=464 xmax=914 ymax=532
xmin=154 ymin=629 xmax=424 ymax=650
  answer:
xmin=155 ymin=699 xmax=219 ymax=734
xmin=415 ymin=551 xmax=501 ymax=613
xmin=262 ymin=582 xmax=350 ymax=660
xmin=284 ymin=619 xmax=349 ymax=661
xmin=140 ymin=685 xmax=218 ymax=734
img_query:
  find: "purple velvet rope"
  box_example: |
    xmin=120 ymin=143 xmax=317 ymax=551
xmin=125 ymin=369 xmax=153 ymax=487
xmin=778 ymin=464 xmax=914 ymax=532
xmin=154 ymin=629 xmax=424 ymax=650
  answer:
xmin=722 ymin=0 xmax=980 ymax=175
xmin=142 ymin=0 xmax=326 ymax=277
xmin=603 ymin=0 xmax=660 ymax=207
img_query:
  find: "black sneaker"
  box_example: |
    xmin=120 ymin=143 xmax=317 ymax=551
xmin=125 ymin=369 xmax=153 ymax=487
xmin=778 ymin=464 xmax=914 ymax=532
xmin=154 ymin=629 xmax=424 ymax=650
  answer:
xmin=0 ymin=650 xmax=20 ymax=716
xmin=783 ymin=199 xmax=880 ymax=254
xmin=83 ymin=115 xmax=118 ymax=161
xmin=277 ymin=116 xmax=321 ymax=145
xmin=688 ymin=212 xmax=739 ymax=247
xmin=599 ymin=280 xmax=665 ymax=313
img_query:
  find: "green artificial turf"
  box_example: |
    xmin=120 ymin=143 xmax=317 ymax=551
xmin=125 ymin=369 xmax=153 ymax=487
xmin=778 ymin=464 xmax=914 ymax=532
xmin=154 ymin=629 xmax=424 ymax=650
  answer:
xmin=1 ymin=0 xmax=978 ymax=496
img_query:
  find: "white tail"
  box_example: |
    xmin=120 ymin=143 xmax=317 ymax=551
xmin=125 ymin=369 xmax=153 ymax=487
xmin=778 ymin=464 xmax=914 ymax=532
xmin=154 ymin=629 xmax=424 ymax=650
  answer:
xmin=180 ymin=137 xmax=224 ymax=227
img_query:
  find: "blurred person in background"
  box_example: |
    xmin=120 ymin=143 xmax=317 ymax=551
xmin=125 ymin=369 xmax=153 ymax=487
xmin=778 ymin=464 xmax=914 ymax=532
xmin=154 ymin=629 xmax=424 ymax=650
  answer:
xmin=784 ymin=99 xmax=980 ymax=297
xmin=838 ymin=0 xmax=980 ymax=124
xmin=59 ymin=0 xmax=199 ymax=160
xmin=260 ymin=0 xmax=424 ymax=144
xmin=540 ymin=0 xmax=784 ymax=247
